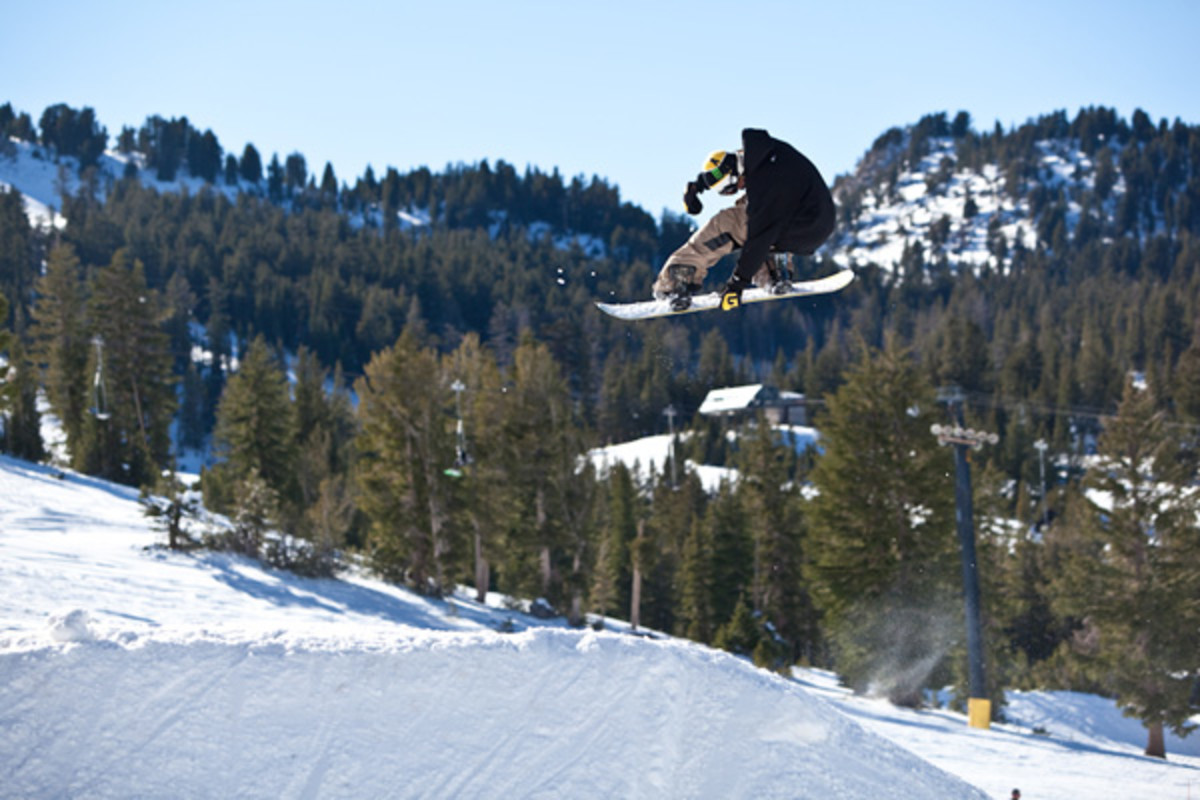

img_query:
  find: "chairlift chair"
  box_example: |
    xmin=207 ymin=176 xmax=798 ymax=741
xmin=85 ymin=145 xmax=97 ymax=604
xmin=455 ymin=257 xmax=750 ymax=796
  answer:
xmin=89 ymin=336 xmax=111 ymax=421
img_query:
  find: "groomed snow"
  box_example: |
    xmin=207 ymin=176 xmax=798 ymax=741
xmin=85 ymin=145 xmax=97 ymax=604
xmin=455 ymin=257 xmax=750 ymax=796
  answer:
xmin=3 ymin=453 xmax=1199 ymax=798
xmin=0 ymin=454 xmax=985 ymax=798
xmin=3 ymin=628 xmax=992 ymax=799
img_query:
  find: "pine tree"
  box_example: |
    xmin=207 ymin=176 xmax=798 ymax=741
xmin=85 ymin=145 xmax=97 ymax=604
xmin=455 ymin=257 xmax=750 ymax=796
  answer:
xmin=592 ymin=463 xmax=637 ymax=619
xmin=141 ymin=469 xmax=199 ymax=550
xmin=186 ymin=129 xmax=222 ymax=183
xmin=4 ymin=333 xmax=44 ymax=461
xmin=355 ymin=330 xmax=458 ymax=594
xmin=239 ymin=144 xmax=263 ymax=184
xmin=805 ymin=338 xmax=958 ymax=705
xmin=642 ymin=468 xmax=704 ymax=634
xmin=267 ymin=154 xmax=285 ymax=202
xmin=696 ymin=329 xmax=736 ymax=392
xmin=444 ymin=333 xmax=508 ymax=602
xmin=30 ymin=244 xmax=89 ymax=452
xmin=228 ymin=468 xmax=279 ymax=559
xmin=706 ymin=481 xmax=753 ymax=632
xmin=1173 ymin=322 xmax=1200 ymax=422
xmin=713 ymin=595 xmax=760 ymax=656
xmin=223 ymin=154 xmax=239 ymax=186
xmin=78 ymin=249 xmax=175 ymax=486
xmin=1048 ymin=380 xmax=1200 ymax=758
xmin=178 ymin=362 xmax=208 ymax=451
xmin=493 ymin=334 xmax=586 ymax=608
xmin=210 ymin=336 xmax=297 ymax=514
xmin=737 ymin=415 xmax=818 ymax=665
xmin=299 ymin=475 xmax=354 ymax=577
xmin=163 ymin=271 xmax=197 ymax=372
xmin=320 ymin=162 xmax=338 ymax=199
xmin=937 ymin=317 xmax=991 ymax=394
xmin=292 ymin=346 xmax=350 ymax=512
xmin=284 ymin=152 xmax=307 ymax=195
xmin=676 ymin=516 xmax=715 ymax=642
xmin=0 ymin=186 xmax=35 ymax=321
xmin=990 ymin=507 xmax=1072 ymax=684
xmin=0 ymin=292 xmax=12 ymax=421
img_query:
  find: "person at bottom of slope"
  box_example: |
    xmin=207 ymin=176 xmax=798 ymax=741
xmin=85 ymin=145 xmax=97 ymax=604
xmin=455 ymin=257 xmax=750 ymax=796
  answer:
xmin=652 ymin=127 xmax=836 ymax=311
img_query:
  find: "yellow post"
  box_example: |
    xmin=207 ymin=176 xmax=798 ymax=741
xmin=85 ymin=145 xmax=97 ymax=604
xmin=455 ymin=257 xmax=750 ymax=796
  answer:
xmin=968 ymin=697 xmax=991 ymax=730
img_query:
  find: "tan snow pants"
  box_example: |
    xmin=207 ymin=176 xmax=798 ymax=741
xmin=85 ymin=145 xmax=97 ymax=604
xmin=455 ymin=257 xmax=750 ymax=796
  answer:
xmin=652 ymin=198 xmax=772 ymax=296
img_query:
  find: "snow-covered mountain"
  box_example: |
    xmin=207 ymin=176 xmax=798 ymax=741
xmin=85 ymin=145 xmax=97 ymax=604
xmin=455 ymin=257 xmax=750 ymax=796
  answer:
xmin=9 ymin=108 xmax=1186 ymax=283
xmin=0 ymin=137 xmax=432 ymax=233
xmin=827 ymin=135 xmax=1039 ymax=273
xmin=3 ymin=453 xmax=1198 ymax=799
xmin=823 ymin=110 xmax=1183 ymax=276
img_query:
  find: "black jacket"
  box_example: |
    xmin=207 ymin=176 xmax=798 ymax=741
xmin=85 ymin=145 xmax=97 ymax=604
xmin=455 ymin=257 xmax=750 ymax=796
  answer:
xmin=734 ymin=128 xmax=835 ymax=282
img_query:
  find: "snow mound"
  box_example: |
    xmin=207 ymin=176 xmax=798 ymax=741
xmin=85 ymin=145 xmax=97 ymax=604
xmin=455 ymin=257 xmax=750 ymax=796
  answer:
xmin=46 ymin=609 xmax=95 ymax=643
xmin=0 ymin=627 xmax=985 ymax=799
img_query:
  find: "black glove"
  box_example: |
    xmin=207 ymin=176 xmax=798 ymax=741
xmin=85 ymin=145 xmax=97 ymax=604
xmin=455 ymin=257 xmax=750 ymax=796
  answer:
xmin=720 ymin=274 xmax=752 ymax=311
xmin=683 ymin=180 xmax=704 ymax=215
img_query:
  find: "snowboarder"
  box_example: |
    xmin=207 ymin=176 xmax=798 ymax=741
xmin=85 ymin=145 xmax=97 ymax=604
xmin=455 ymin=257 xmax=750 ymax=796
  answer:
xmin=652 ymin=128 xmax=836 ymax=312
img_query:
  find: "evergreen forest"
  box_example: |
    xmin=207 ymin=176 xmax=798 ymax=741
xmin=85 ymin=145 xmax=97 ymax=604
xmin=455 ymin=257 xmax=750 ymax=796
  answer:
xmin=2 ymin=101 xmax=1199 ymax=756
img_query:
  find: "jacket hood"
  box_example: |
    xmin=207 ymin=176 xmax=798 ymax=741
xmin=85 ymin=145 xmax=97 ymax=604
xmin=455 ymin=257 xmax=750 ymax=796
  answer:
xmin=741 ymin=128 xmax=775 ymax=173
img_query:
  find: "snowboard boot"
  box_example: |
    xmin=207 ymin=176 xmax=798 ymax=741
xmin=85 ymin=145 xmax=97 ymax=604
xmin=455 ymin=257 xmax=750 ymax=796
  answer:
xmin=655 ymin=264 xmax=702 ymax=311
xmin=765 ymin=253 xmax=793 ymax=295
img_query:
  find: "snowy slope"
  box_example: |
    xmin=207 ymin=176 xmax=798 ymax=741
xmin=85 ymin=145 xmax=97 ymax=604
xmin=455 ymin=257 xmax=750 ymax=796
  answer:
xmin=0 ymin=139 xmax=76 ymax=229
xmin=0 ymin=137 xmax=432 ymax=234
xmin=797 ymin=670 xmax=1200 ymax=800
xmin=3 ymin=454 xmax=1199 ymax=799
xmin=826 ymin=134 xmax=1120 ymax=275
xmin=588 ymin=432 xmax=737 ymax=493
xmin=0 ymin=454 xmax=984 ymax=799
xmin=0 ymin=137 xmax=243 ymax=230
xmin=3 ymin=629 xmax=982 ymax=799
xmin=587 ymin=426 xmax=820 ymax=494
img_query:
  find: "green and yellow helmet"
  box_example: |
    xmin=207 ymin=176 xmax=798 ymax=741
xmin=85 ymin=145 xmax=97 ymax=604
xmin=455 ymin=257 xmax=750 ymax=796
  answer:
xmin=701 ymin=149 xmax=742 ymax=195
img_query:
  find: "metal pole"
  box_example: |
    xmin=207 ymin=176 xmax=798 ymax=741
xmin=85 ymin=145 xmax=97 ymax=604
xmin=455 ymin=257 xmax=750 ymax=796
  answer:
xmin=1034 ymin=439 xmax=1048 ymax=530
xmin=951 ymin=399 xmax=987 ymax=720
xmin=934 ymin=387 xmax=994 ymax=729
xmin=663 ymin=404 xmax=678 ymax=489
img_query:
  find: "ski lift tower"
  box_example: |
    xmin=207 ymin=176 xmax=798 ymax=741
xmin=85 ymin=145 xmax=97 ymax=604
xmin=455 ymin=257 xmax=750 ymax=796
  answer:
xmin=932 ymin=386 xmax=999 ymax=730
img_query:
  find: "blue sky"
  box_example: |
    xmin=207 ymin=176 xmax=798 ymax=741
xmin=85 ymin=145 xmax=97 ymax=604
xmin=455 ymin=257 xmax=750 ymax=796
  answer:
xmin=3 ymin=0 xmax=1198 ymax=224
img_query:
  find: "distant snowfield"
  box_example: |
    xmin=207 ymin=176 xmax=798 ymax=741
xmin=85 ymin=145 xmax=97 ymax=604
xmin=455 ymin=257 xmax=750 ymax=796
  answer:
xmin=588 ymin=431 xmax=738 ymax=492
xmin=0 ymin=139 xmax=74 ymax=228
xmin=0 ymin=137 xmax=245 ymax=229
xmin=3 ymin=454 xmax=1198 ymax=799
xmin=826 ymin=136 xmax=1120 ymax=275
xmin=0 ymin=138 xmax=426 ymax=234
xmin=587 ymin=426 xmax=820 ymax=493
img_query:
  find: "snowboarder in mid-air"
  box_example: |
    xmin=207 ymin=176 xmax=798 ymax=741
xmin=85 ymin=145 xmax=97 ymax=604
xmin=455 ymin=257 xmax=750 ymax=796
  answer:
xmin=652 ymin=128 xmax=836 ymax=311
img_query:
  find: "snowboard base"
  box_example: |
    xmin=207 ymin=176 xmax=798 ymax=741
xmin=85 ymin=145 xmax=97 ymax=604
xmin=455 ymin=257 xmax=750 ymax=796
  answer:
xmin=596 ymin=269 xmax=855 ymax=320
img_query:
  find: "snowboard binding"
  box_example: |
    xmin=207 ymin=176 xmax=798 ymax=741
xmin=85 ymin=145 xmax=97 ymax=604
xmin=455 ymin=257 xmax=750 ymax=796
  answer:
xmin=658 ymin=264 xmax=702 ymax=311
xmin=765 ymin=253 xmax=794 ymax=295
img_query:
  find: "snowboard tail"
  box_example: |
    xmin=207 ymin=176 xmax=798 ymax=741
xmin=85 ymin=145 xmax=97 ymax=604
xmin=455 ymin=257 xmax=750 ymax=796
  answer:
xmin=596 ymin=269 xmax=854 ymax=321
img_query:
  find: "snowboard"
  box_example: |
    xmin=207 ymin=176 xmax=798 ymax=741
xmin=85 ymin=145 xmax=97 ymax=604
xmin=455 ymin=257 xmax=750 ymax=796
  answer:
xmin=595 ymin=269 xmax=855 ymax=321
